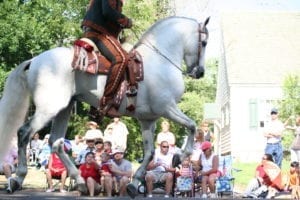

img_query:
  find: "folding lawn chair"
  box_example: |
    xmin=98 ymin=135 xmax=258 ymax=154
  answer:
xmin=216 ymin=154 xmax=241 ymax=198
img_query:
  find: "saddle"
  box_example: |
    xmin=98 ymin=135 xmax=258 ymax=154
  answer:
xmin=71 ymin=38 xmax=143 ymax=118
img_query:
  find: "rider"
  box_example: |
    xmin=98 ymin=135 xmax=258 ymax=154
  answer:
xmin=81 ymin=0 xmax=133 ymax=117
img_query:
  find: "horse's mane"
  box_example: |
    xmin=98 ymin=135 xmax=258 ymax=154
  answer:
xmin=135 ymin=16 xmax=198 ymax=47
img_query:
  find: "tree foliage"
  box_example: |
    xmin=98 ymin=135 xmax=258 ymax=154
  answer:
xmin=278 ymin=75 xmax=300 ymax=153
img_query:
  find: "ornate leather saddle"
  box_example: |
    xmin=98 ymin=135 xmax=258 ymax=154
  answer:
xmin=71 ymin=38 xmax=143 ymax=118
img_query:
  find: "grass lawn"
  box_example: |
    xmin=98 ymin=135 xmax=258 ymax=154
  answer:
xmin=233 ymin=159 xmax=290 ymax=192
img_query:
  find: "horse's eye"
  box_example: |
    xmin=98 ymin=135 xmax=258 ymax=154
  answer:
xmin=202 ymin=41 xmax=207 ymax=47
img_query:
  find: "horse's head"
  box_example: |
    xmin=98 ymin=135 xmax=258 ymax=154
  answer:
xmin=185 ymin=17 xmax=210 ymax=79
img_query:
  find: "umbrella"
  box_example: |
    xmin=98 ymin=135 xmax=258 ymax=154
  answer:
xmin=262 ymin=160 xmax=283 ymax=190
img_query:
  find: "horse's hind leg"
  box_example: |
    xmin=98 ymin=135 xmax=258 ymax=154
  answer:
xmin=127 ymin=119 xmax=157 ymax=198
xmin=14 ymin=105 xmax=70 ymax=192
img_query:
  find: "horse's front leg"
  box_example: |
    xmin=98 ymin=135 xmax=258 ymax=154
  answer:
xmin=165 ymin=106 xmax=196 ymax=158
xmin=127 ymin=120 xmax=156 ymax=198
xmin=49 ymin=102 xmax=87 ymax=193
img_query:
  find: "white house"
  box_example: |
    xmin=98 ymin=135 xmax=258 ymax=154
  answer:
xmin=214 ymin=12 xmax=300 ymax=162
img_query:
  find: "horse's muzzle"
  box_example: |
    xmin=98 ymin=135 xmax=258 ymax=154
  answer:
xmin=188 ymin=66 xmax=205 ymax=79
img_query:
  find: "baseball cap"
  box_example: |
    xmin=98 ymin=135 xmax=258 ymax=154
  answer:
xmin=201 ymin=141 xmax=212 ymax=151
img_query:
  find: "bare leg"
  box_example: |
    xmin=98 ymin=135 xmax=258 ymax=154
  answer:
xmin=60 ymin=170 xmax=68 ymax=191
xmin=3 ymin=164 xmax=12 ymax=179
xmin=145 ymin=173 xmax=154 ymax=195
xmin=104 ymin=176 xmax=113 ymax=197
xmin=208 ymin=173 xmax=217 ymax=193
xmin=201 ymin=175 xmax=208 ymax=195
xmin=45 ymin=170 xmax=53 ymax=190
xmin=86 ymin=177 xmax=96 ymax=196
xmin=119 ymin=176 xmax=130 ymax=196
xmin=165 ymin=172 xmax=173 ymax=195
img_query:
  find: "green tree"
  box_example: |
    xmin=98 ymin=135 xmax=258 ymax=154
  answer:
xmin=279 ymin=75 xmax=300 ymax=153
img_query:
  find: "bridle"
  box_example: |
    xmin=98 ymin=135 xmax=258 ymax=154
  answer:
xmin=136 ymin=22 xmax=208 ymax=78
xmin=187 ymin=22 xmax=209 ymax=78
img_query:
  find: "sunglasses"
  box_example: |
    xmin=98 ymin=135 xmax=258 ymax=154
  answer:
xmin=95 ymin=141 xmax=103 ymax=144
xmin=162 ymin=146 xmax=169 ymax=148
xmin=86 ymin=140 xmax=95 ymax=143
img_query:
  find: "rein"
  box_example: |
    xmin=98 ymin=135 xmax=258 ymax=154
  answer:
xmin=141 ymin=40 xmax=186 ymax=75
xmin=130 ymin=22 xmax=208 ymax=77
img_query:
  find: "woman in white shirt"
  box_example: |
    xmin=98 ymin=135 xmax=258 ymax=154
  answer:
xmin=198 ymin=141 xmax=220 ymax=198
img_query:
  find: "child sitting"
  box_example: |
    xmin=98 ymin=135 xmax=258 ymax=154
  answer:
xmin=179 ymin=157 xmax=193 ymax=177
xmin=176 ymin=156 xmax=194 ymax=194
xmin=283 ymin=161 xmax=300 ymax=199
xmin=99 ymin=152 xmax=117 ymax=194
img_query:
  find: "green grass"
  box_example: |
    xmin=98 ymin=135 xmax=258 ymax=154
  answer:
xmin=233 ymin=159 xmax=290 ymax=191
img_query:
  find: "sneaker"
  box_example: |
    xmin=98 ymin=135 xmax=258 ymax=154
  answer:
xmin=147 ymin=194 xmax=153 ymax=198
xmin=46 ymin=188 xmax=55 ymax=192
xmin=164 ymin=194 xmax=170 ymax=198
xmin=201 ymin=193 xmax=208 ymax=198
xmin=210 ymin=193 xmax=217 ymax=198
xmin=60 ymin=189 xmax=67 ymax=193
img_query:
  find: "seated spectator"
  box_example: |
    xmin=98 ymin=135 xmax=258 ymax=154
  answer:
xmin=38 ymin=134 xmax=51 ymax=169
xmin=178 ymin=156 xmax=193 ymax=178
xmin=75 ymin=132 xmax=97 ymax=166
xmin=2 ymin=143 xmax=18 ymax=193
xmin=78 ymin=152 xmax=101 ymax=196
xmin=176 ymin=156 xmax=194 ymax=193
xmin=45 ymin=152 xmax=67 ymax=193
xmin=283 ymin=161 xmax=300 ymax=196
xmin=243 ymin=153 xmax=281 ymax=198
xmin=198 ymin=141 xmax=219 ymax=198
xmin=99 ymin=152 xmax=117 ymax=193
xmin=145 ymin=141 xmax=175 ymax=198
xmin=103 ymin=141 xmax=112 ymax=154
xmin=28 ymin=132 xmax=43 ymax=165
xmin=104 ymin=147 xmax=132 ymax=197
xmin=94 ymin=139 xmax=105 ymax=165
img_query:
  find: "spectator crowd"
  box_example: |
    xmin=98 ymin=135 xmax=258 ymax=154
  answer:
xmin=2 ymin=109 xmax=300 ymax=199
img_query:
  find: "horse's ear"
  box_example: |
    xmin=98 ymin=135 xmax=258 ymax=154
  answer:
xmin=204 ymin=17 xmax=210 ymax=26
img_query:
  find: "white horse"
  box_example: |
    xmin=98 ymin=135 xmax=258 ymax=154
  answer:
xmin=0 ymin=16 xmax=209 ymax=196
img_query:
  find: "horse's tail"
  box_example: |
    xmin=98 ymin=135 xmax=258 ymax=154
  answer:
xmin=0 ymin=59 xmax=31 ymax=160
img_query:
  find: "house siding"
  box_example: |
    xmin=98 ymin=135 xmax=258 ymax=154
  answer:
xmin=215 ymin=12 xmax=300 ymax=163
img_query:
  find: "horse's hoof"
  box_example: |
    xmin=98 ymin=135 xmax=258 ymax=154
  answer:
xmin=7 ymin=177 xmax=20 ymax=194
xmin=127 ymin=183 xmax=137 ymax=199
xmin=77 ymin=183 xmax=87 ymax=194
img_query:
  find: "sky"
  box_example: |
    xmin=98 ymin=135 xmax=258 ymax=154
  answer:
xmin=173 ymin=0 xmax=300 ymax=58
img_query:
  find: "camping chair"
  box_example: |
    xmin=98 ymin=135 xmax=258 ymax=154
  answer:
xmin=44 ymin=172 xmax=74 ymax=192
xmin=215 ymin=154 xmax=241 ymax=198
xmin=137 ymin=154 xmax=180 ymax=197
